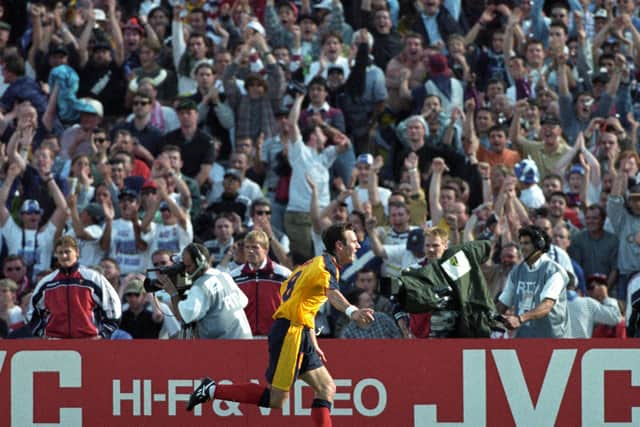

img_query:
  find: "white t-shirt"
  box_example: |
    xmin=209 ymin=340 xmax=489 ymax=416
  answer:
xmin=150 ymin=222 xmax=194 ymax=260
xmin=519 ymin=184 xmax=545 ymax=209
xmin=67 ymin=224 xmax=105 ymax=267
xmin=381 ymin=244 xmax=423 ymax=278
xmin=346 ymin=185 xmax=392 ymax=215
xmin=287 ymin=138 xmax=337 ymax=212
xmin=109 ymin=219 xmax=154 ymax=274
xmin=2 ymin=218 xmax=56 ymax=279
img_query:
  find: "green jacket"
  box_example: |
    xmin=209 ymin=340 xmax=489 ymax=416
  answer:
xmin=396 ymin=240 xmax=497 ymax=337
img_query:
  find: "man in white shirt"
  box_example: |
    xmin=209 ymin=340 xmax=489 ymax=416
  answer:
xmin=0 ymin=163 xmax=68 ymax=281
xmin=67 ymin=195 xmax=105 ymax=267
xmin=100 ymin=188 xmax=154 ymax=275
xmin=284 ymin=94 xmax=351 ymax=260
xmin=346 ymin=153 xmax=392 ymax=214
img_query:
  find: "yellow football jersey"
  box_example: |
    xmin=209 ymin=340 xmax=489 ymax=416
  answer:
xmin=273 ymin=254 xmax=340 ymax=329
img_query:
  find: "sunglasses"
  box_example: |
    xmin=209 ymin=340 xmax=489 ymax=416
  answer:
xmin=133 ymin=100 xmax=150 ymax=106
xmin=125 ymin=293 xmax=141 ymax=297
xmin=94 ymin=137 xmax=107 ymax=143
xmin=255 ymin=210 xmax=271 ymax=216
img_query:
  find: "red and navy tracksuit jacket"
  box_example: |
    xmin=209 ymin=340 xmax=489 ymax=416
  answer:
xmin=29 ymin=263 xmax=122 ymax=338
xmin=231 ymin=258 xmax=291 ymax=335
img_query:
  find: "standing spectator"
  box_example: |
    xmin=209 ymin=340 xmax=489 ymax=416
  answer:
xmin=607 ymin=165 xmax=640 ymax=300
xmin=0 ymin=162 xmax=68 ymax=280
xmin=497 ymin=225 xmax=571 ymax=338
xmin=481 ymin=242 xmax=522 ymax=299
xmin=111 ymin=91 xmax=164 ymax=157
xmin=409 ymin=0 xmax=463 ymax=48
xmin=339 ymin=288 xmax=402 ymax=339
xmin=284 ymin=94 xmax=350 ymax=260
xmin=569 ymin=204 xmax=618 ymax=286
xmin=231 ymin=230 xmax=292 ymax=336
xmin=171 ymin=5 xmax=212 ymax=95
xmin=204 ymin=214 xmax=236 ymax=266
xmin=568 ymin=273 xmax=621 ymax=338
xmin=188 ymin=62 xmax=234 ymax=161
xmin=100 ymin=188 xmax=154 ymax=275
xmin=248 ymin=199 xmax=291 ymax=268
xmin=66 ymin=195 xmax=105 ymax=268
xmin=28 ymin=236 xmax=121 ymax=339
xmin=162 ymin=98 xmax=215 ymax=187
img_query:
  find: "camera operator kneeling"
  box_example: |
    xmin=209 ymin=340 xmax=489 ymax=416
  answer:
xmin=156 ymin=243 xmax=253 ymax=339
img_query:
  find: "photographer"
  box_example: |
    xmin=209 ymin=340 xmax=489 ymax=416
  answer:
xmin=156 ymin=243 xmax=252 ymax=339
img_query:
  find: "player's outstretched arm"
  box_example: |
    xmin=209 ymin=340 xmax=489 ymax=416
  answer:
xmin=327 ymin=288 xmax=375 ymax=327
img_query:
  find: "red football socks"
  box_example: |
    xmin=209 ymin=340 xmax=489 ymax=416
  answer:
xmin=215 ymin=383 xmax=268 ymax=405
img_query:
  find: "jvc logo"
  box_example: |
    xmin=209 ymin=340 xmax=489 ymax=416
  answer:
xmin=414 ymin=349 xmax=640 ymax=427
xmin=0 ymin=350 xmax=82 ymax=427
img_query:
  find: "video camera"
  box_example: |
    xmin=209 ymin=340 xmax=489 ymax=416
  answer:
xmin=144 ymin=262 xmax=190 ymax=294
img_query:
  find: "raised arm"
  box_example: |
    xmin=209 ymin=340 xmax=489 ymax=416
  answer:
xmin=105 ymin=0 xmax=124 ymax=66
xmin=0 ymin=162 xmax=21 ymax=226
xmin=428 ymin=157 xmax=448 ymax=225
xmin=364 ymin=217 xmax=388 ymax=259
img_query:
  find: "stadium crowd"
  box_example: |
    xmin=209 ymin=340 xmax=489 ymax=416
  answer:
xmin=0 ymin=0 xmax=637 ymax=340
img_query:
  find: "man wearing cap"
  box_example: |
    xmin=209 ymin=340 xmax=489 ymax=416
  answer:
xmin=67 ymin=193 xmax=105 ymax=267
xmin=162 ymin=98 xmax=216 ymax=187
xmin=345 ymin=153 xmax=392 ymax=215
xmin=78 ymin=1 xmax=126 ymax=118
xmin=366 ymin=220 xmax=427 ymax=278
xmin=119 ymin=278 xmax=167 ymax=339
xmin=511 ymin=114 xmax=570 ymax=180
xmin=0 ymin=162 xmax=68 ymax=281
xmin=100 ymin=188 xmax=154 ymax=275
xmin=207 ymin=169 xmax=251 ymax=222
xmin=29 ymin=236 xmax=121 ymax=339
xmin=141 ymin=177 xmax=193 ymax=257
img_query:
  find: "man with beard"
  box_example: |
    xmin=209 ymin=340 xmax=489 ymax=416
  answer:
xmin=482 ymin=243 xmax=522 ymax=298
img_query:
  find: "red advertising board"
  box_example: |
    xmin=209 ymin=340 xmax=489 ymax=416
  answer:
xmin=1 ymin=339 xmax=640 ymax=426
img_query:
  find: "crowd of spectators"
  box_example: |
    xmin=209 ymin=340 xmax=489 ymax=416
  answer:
xmin=0 ymin=0 xmax=638 ymax=339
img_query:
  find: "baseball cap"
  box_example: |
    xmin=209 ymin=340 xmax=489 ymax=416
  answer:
xmin=93 ymin=9 xmax=107 ymax=22
xmin=124 ymin=279 xmax=145 ymax=295
xmin=123 ymin=17 xmax=144 ymax=34
xmin=313 ymin=0 xmax=332 ymax=10
xmin=594 ymin=8 xmax=608 ymax=19
xmin=20 ymin=199 xmax=43 ymax=214
xmin=224 ymin=168 xmax=242 ymax=181
xmin=568 ymin=164 xmax=585 ymax=176
xmin=540 ymin=115 xmax=561 ymax=126
xmin=628 ymin=183 xmax=640 ymax=196
xmin=118 ymin=188 xmax=139 ymax=199
xmin=83 ymin=203 xmax=105 ymax=223
xmin=246 ymin=19 xmax=266 ymax=36
xmin=76 ymin=98 xmax=104 ymax=118
xmin=0 ymin=22 xmax=11 ymax=32
xmin=49 ymin=44 xmax=68 ymax=56
xmin=514 ymin=158 xmax=540 ymax=184
xmin=142 ymin=179 xmax=158 ymax=191
xmin=92 ymin=38 xmax=112 ymax=51
xmin=592 ymin=68 xmax=610 ymax=84
xmin=406 ymin=228 xmax=425 ymax=257
xmin=356 ymin=153 xmax=374 ymax=166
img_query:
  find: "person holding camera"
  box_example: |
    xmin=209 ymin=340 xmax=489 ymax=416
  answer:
xmin=497 ymin=225 xmax=571 ymax=338
xmin=156 ymin=243 xmax=252 ymax=339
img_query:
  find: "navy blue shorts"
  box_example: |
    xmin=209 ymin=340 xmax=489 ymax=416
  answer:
xmin=265 ymin=318 xmax=323 ymax=391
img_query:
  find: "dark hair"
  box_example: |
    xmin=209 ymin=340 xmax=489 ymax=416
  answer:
xmin=349 ymin=209 xmax=366 ymax=228
xmin=3 ymin=53 xmax=24 ymax=77
xmin=549 ymin=20 xmax=568 ymax=35
xmin=2 ymin=255 xmax=25 ymax=269
xmin=322 ymin=222 xmax=353 ymax=256
xmin=487 ymin=78 xmax=506 ymax=91
xmin=586 ymin=204 xmax=606 ymax=220
xmin=518 ymin=225 xmax=550 ymax=252
xmin=308 ymin=76 xmax=328 ymax=90
xmin=250 ymin=198 xmax=272 ymax=216
xmin=321 ymin=31 xmax=342 ymax=45
xmin=161 ymin=144 xmax=181 ymax=154
xmin=346 ymin=288 xmax=367 ymax=306
xmin=488 ymin=125 xmax=507 ymax=136
xmin=355 ymin=267 xmax=377 ymax=280
xmin=549 ymin=191 xmax=568 ymax=204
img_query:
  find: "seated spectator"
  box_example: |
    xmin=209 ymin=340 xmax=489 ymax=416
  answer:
xmin=339 ymin=288 xmax=402 ymax=339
